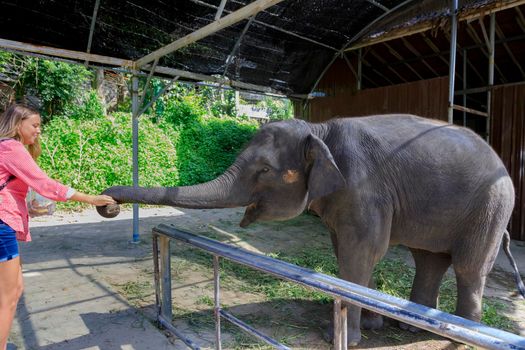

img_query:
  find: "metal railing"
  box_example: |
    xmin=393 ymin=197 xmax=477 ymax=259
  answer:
xmin=152 ymin=223 xmax=525 ymax=350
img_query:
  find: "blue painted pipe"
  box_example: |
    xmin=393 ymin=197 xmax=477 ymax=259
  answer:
xmin=219 ymin=310 xmax=290 ymax=349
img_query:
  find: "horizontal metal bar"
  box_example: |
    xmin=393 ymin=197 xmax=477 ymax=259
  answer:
xmin=219 ymin=310 xmax=290 ymax=350
xmin=148 ymin=65 xmax=288 ymax=97
xmin=153 ymin=225 xmax=525 ymax=350
xmin=158 ymin=315 xmax=201 ymax=350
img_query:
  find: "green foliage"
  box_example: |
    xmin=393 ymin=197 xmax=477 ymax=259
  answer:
xmin=16 ymin=58 xmax=92 ymax=120
xmin=68 ymin=90 xmax=105 ymax=120
xmin=176 ymin=116 xmax=258 ymax=185
xmin=162 ymin=93 xmax=205 ymax=127
xmin=257 ymin=97 xmax=293 ymax=121
xmin=38 ymin=112 xmax=179 ymax=209
xmin=199 ymin=86 xmax=237 ymax=117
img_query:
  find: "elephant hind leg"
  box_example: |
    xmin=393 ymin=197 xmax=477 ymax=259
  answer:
xmin=409 ymin=249 xmax=452 ymax=307
xmin=454 ymin=268 xmax=487 ymax=321
xmin=399 ymin=249 xmax=451 ymax=333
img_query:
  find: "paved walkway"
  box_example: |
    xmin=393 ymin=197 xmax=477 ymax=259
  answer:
xmin=9 ymin=207 xmax=188 ymax=350
xmin=7 ymin=207 xmax=525 ymax=349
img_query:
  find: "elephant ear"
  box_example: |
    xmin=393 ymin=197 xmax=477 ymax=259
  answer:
xmin=305 ymin=134 xmax=346 ymax=202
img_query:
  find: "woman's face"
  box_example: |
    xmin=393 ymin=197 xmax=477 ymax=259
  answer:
xmin=18 ymin=113 xmax=41 ymax=145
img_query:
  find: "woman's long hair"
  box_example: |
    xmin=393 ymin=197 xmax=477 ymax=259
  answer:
xmin=0 ymin=103 xmax=42 ymax=159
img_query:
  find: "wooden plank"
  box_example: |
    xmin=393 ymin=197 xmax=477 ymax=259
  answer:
xmin=159 ymin=236 xmax=172 ymax=320
xmin=452 ymin=104 xmax=489 ymax=117
xmin=0 ymin=38 xmax=134 ymax=68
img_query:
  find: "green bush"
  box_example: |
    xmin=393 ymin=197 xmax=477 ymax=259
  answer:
xmin=17 ymin=58 xmax=92 ymax=120
xmin=257 ymin=97 xmax=293 ymax=121
xmin=176 ymin=116 xmax=258 ymax=185
xmin=68 ymin=90 xmax=105 ymax=120
xmin=39 ymin=113 xmax=179 ymax=209
xmin=162 ymin=93 xmax=205 ymax=128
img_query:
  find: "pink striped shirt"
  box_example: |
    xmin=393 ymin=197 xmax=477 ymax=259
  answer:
xmin=0 ymin=139 xmax=69 ymax=241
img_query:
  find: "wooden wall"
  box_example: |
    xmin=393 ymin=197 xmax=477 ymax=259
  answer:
xmin=299 ymin=76 xmax=449 ymax=122
xmin=490 ymin=83 xmax=525 ymax=240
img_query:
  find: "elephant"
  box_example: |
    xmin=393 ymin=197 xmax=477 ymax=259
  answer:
xmin=97 ymin=114 xmax=525 ymax=346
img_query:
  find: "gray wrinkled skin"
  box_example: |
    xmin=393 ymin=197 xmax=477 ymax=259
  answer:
xmin=98 ymin=114 xmax=517 ymax=346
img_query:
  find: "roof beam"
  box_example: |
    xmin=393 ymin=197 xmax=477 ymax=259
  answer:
xmin=383 ymin=41 xmax=423 ymax=80
xmin=0 ymin=38 xmax=134 ymax=68
xmin=465 ymin=22 xmax=506 ymax=83
xmin=134 ymin=0 xmax=285 ymax=68
xmin=515 ymin=6 xmax=525 ymax=33
xmin=495 ymin=23 xmax=525 ymax=79
xmin=215 ymin=0 xmax=228 ymax=20
xmin=366 ymin=0 xmax=389 ymax=12
xmin=369 ymin=49 xmax=407 ymax=83
xmin=401 ymin=37 xmax=439 ymax=76
xmin=223 ymin=16 xmax=255 ymax=77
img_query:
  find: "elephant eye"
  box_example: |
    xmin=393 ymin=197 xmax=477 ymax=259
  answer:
xmin=261 ymin=167 xmax=270 ymax=173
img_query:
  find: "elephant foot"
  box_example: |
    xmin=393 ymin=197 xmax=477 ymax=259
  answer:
xmin=361 ymin=309 xmax=383 ymax=330
xmin=398 ymin=321 xmax=421 ymax=333
xmin=347 ymin=330 xmax=362 ymax=347
xmin=96 ymin=203 xmax=121 ymax=218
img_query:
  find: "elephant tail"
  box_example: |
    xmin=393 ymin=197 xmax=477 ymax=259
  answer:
xmin=502 ymin=230 xmax=525 ymax=299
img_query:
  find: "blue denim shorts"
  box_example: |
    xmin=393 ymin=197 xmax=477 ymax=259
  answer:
xmin=0 ymin=219 xmax=19 ymax=262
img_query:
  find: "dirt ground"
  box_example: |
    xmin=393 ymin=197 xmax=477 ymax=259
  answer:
xmin=21 ymin=206 xmax=525 ymax=349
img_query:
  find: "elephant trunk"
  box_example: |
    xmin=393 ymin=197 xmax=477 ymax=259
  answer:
xmin=97 ymin=166 xmax=252 ymax=218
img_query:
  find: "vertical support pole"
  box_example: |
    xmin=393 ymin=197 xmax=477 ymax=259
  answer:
xmin=159 ymin=236 xmax=172 ymax=320
xmin=333 ymin=298 xmax=347 ymax=350
xmin=213 ymin=255 xmax=222 ymax=350
xmin=487 ymin=13 xmax=495 ymax=143
xmin=462 ymin=48 xmax=467 ymax=127
xmin=447 ymin=0 xmax=458 ymax=124
xmin=357 ymin=48 xmax=362 ymax=91
xmin=131 ymin=75 xmax=140 ymax=243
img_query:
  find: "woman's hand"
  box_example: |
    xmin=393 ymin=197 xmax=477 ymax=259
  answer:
xmin=89 ymin=194 xmax=117 ymax=206
xmin=70 ymin=192 xmax=116 ymax=206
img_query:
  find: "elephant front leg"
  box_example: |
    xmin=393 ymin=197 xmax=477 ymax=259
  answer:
xmin=335 ymin=220 xmax=391 ymax=345
xmin=337 ymin=252 xmax=380 ymax=346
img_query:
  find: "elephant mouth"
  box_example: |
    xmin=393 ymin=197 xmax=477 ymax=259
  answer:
xmin=239 ymin=202 xmax=259 ymax=228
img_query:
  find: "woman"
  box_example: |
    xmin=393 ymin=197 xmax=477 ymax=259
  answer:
xmin=0 ymin=103 xmax=115 ymax=350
